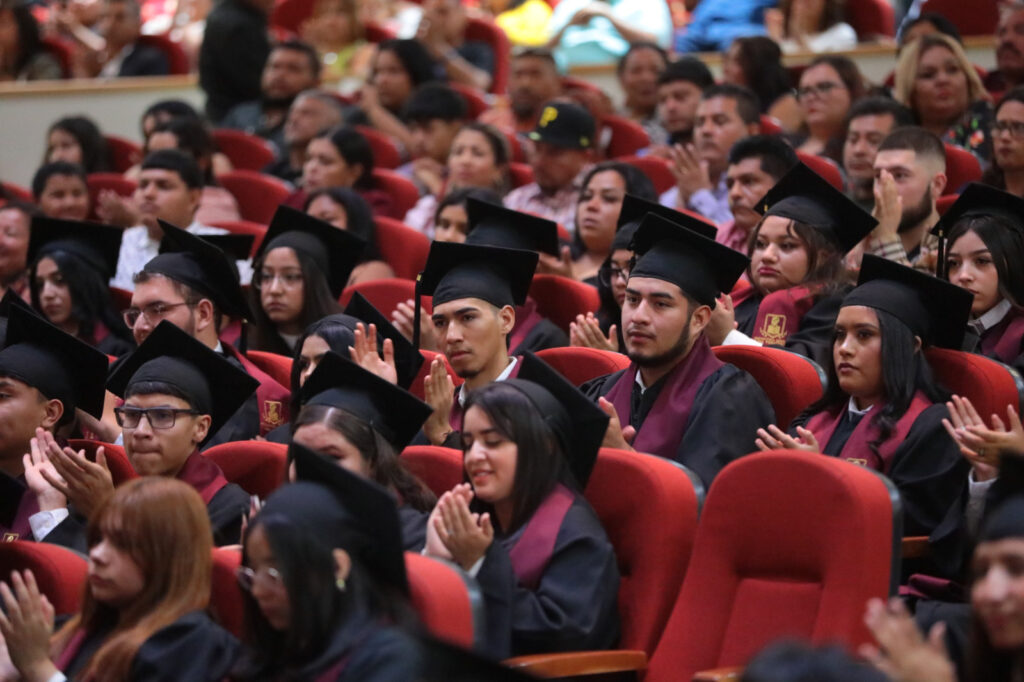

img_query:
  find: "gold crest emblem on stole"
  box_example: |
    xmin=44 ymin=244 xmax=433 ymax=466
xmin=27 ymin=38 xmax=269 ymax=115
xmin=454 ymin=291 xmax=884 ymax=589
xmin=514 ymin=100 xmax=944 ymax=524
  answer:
xmin=755 ymin=314 xmax=788 ymax=345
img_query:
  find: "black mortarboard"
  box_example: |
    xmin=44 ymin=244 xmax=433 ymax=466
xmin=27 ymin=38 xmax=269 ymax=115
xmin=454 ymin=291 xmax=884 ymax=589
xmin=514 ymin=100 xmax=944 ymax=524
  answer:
xmin=841 ymin=255 xmax=973 ymax=349
xmin=930 ymin=183 xmax=1024 ymax=278
xmin=419 ymin=241 xmax=538 ymax=309
xmin=616 ymin=194 xmax=717 ymax=240
xmin=464 ymin=198 xmax=559 ymax=256
xmin=144 ymin=221 xmax=252 ymax=320
xmin=0 ymin=305 xmax=108 ymax=418
xmin=106 ymin=321 xmax=260 ymax=441
xmin=979 ymin=454 xmax=1024 ymax=542
xmin=343 ymin=292 xmax=424 ymax=390
xmin=504 ymin=352 xmax=609 ymax=487
xmin=199 ymin=233 xmax=256 ymax=261
xmin=756 ymin=162 xmax=877 ymax=254
xmin=28 ymin=217 xmax=123 ymax=280
xmin=0 ymin=290 xmax=35 ymax=346
xmin=287 ymin=442 xmax=408 ymax=593
xmin=629 ymin=213 xmax=749 ymax=306
xmin=256 ymin=206 xmax=366 ymax=298
xmin=300 ymin=351 xmax=432 ymax=451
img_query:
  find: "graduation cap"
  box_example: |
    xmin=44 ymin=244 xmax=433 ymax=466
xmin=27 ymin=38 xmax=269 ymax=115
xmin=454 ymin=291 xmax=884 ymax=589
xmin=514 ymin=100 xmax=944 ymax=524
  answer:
xmin=930 ymin=183 xmax=1024 ymax=278
xmin=256 ymin=206 xmax=366 ymax=298
xmin=0 ymin=305 xmax=108 ymax=419
xmin=629 ymin=213 xmax=750 ymax=307
xmin=841 ymin=254 xmax=973 ymax=349
xmin=616 ymin=194 xmax=717 ymax=240
xmin=106 ymin=320 xmax=260 ymax=441
xmin=199 ymin=233 xmax=256 ymax=261
xmin=343 ymin=292 xmax=424 ymax=390
xmin=0 ymin=289 xmax=38 ymax=346
xmin=755 ymin=162 xmax=877 ymax=254
xmin=285 ymin=441 xmax=408 ymax=594
xmin=28 ymin=217 xmax=123 ymax=280
xmin=300 ymin=351 xmax=432 ymax=451
xmin=464 ymin=198 xmax=559 ymax=256
xmin=504 ymin=352 xmax=609 ymax=487
xmin=143 ymin=221 xmax=252 ymax=320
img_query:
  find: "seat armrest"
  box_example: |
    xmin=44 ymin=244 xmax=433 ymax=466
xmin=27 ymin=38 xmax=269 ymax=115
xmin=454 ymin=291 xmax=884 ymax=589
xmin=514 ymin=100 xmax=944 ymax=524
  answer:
xmin=504 ymin=650 xmax=647 ymax=678
xmin=902 ymin=536 xmax=930 ymax=559
xmin=693 ymin=666 xmax=743 ymax=681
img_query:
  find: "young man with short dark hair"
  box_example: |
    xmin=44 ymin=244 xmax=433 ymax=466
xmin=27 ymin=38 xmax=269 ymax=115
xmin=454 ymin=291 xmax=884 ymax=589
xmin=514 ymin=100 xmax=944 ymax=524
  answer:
xmin=401 ymin=83 xmax=469 ymax=196
xmin=720 ymin=134 xmax=798 ymax=251
xmin=842 ymin=97 xmax=914 ymax=208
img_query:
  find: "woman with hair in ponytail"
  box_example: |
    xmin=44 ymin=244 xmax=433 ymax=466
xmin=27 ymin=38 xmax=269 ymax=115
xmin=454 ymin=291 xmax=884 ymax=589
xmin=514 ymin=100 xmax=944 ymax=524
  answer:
xmin=0 ymin=477 xmax=237 ymax=681
xmin=755 ymin=256 xmax=970 ymax=540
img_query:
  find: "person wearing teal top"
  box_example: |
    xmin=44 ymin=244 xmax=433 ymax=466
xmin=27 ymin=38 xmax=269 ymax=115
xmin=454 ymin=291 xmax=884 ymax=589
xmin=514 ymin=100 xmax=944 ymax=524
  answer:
xmin=545 ymin=0 xmax=671 ymax=68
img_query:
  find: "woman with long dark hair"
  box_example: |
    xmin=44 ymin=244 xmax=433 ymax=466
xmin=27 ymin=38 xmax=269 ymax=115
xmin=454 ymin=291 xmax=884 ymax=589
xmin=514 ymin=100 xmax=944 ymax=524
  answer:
xmin=0 ymin=3 xmax=62 ymax=81
xmin=722 ymin=36 xmax=801 ymax=132
xmin=358 ymin=38 xmax=438 ymax=153
xmin=44 ymin=116 xmax=111 ymax=173
xmin=982 ymin=87 xmax=1024 ymax=197
xmin=303 ymin=186 xmax=392 ymax=285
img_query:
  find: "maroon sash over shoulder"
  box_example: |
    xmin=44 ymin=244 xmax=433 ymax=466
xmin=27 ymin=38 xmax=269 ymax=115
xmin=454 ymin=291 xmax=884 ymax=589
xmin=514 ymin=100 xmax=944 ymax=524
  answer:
xmin=729 ymin=281 xmax=758 ymax=308
xmin=605 ymin=336 xmax=723 ymax=459
xmin=805 ymin=391 xmax=933 ymax=471
xmin=508 ymin=484 xmax=574 ymax=590
xmin=177 ymin=450 xmax=229 ymax=505
xmin=55 ymin=629 xmax=89 ymax=671
xmin=509 ymin=298 xmax=545 ymax=353
xmin=751 ymin=285 xmax=818 ymax=346
xmin=980 ymin=307 xmax=1024 ymax=365
xmin=1 ymin=485 xmax=39 ymax=542
xmin=223 ymin=344 xmax=291 ymax=436
xmin=448 ymin=357 xmax=523 ymax=432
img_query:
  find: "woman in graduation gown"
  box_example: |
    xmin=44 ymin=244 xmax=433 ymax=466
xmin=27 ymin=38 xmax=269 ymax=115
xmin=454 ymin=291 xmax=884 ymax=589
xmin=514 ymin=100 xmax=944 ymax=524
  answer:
xmin=231 ymin=442 xmax=422 ymax=681
xmin=756 ymin=255 xmax=971 ymax=540
xmin=423 ymin=352 xmax=620 ymax=659
xmin=0 ymin=477 xmax=238 ymax=681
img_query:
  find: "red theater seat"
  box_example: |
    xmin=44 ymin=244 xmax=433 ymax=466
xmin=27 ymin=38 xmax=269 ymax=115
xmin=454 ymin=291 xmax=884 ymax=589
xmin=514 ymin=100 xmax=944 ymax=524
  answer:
xmin=536 ymin=347 xmax=631 ymax=386
xmin=405 ymin=552 xmax=481 ymax=647
xmin=87 ymin=173 xmax=137 ymax=219
xmin=795 ymin=152 xmax=844 ymax=191
xmin=374 ymin=216 xmax=430 ymax=280
xmin=370 ymin=169 xmax=420 ymax=217
xmin=210 ymin=546 xmax=245 ymax=637
xmin=509 ymin=162 xmax=534 ymax=188
xmin=760 ymin=115 xmax=783 ymax=135
xmin=602 ymin=115 xmax=651 ymax=158
xmin=41 ymin=37 xmax=73 ymax=78
xmin=528 ymin=275 xmax=601 ymax=332
xmin=944 ymin=145 xmax=982 ymax=195
xmin=104 ymin=136 xmax=143 ymax=173
xmin=212 ymin=129 xmax=276 ymax=172
xmin=845 ymin=0 xmax=895 ymax=38
xmin=937 ymin=193 xmax=958 ymax=216
xmin=356 ymin=125 xmax=403 ymax=170
xmin=219 ymin=170 xmax=291 ymax=224
xmin=408 ymin=349 xmax=463 ymax=402
xmin=712 ymin=345 xmax=826 ymax=428
xmin=109 ymin=286 xmax=133 ymax=312
xmin=401 ymin=445 xmax=463 ymax=497
xmin=465 ymin=17 xmax=510 ymax=94
xmin=449 ymin=82 xmax=489 ymax=120
xmin=926 ymin=348 xmax=1024 ymax=418
xmin=918 ymin=0 xmax=998 ymax=36
xmin=339 ymin=277 xmax=426 ymax=315
xmin=203 ymin=441 xmax=289 ymax=499
xmin=245 ymin=350 xmax=293 ymax=388
xmin=618 ymin=154 xmax=676 ymax=195
xmin=136 ymin=34 xmax=189 ymax=75
xmin=1 ymin=182 xmax=33 ymax=203
xmin=0 ymin=542 xmax=87 ymax=615
xmin=66 ymin=439 xmax=138 ymax=485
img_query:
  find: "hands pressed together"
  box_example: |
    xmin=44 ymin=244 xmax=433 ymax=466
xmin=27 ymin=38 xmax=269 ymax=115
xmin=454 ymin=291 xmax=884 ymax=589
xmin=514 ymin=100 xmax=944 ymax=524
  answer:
xmin=24 ymin=427 xmax=114 ymax=519
xmin=425 ymin=483 xmax=494 ymax=571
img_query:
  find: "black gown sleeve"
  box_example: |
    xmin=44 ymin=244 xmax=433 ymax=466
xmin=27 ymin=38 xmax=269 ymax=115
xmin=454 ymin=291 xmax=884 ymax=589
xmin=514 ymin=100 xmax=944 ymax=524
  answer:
xmin=130 ymin=611 xmax=239 ymax=682
xmin=511 ymin=320 xmax=569 ymax=355
xmin=473 ymin=498 xmax=620 ymax=659
xmin=207 ymin=483 xmax=249 ymax=547
xmin=337 ymin=626 xmax=424 ymax=682
xmin=778 ymin=294 xmax=842 ymax=370
xmin=40 ymin=511 xmax=88 ymax=554
xmin=398 ymin=504 xmax=428 ymax=552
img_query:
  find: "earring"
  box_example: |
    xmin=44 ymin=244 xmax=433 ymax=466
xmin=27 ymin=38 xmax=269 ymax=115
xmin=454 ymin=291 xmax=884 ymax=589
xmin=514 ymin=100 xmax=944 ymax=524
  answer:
xmin=336 ymin=577 xmax=346 ymax=592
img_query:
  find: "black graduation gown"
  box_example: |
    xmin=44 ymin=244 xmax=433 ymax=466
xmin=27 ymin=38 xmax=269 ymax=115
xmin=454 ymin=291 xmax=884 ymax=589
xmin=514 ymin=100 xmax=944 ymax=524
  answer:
xmin=475 ymin=495 xmax=620 ymax=659
xmin=0 ymin=472 xmax=36 ymax=542
xmin=204 ymin=354 xmax=262 ymax=449
xmin=398 ymin=505 xmax=428 ymax=552
xmin=510 ymin=319 xmax=569 ymax=355
xmin=62 ymin=611 xmax=238 ymax=681
xmin=581 ymin=365 xmax=775 ymax=488
xmin=735 ymin=293 xmax=762 ymax=336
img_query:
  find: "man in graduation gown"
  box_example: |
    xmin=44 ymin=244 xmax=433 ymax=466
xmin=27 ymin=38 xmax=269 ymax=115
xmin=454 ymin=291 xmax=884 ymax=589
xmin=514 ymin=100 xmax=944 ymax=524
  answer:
xmin=581 ymin=212 xmax=775 ymax=487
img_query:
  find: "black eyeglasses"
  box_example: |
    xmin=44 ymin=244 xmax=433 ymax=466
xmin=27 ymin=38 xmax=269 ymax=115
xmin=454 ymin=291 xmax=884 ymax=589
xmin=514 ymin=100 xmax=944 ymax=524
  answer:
xmin=123 ymin=301 xmax=193 ymax=328
xmin=991 ymin=120 xmax=1024 ymax=138
xmin=795 ymin=82 xmax=844 ymax=100
xmin=598 ymin=265 xmax=630 ymax=287
xmin=114 ymin=406 xmax=201 ymax=429
xmin=236 ymin=565 xmax=283 ymax=592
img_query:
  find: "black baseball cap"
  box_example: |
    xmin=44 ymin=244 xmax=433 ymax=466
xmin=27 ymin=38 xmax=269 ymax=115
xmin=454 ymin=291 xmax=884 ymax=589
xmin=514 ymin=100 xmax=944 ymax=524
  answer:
xmin=528 ymin=101 xmax=595 ymax=150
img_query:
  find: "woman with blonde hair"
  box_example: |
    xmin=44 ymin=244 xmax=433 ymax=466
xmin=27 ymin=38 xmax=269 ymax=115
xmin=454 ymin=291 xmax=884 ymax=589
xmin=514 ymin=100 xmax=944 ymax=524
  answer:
xmin=893 ymin=33 xmax=993 ymax=162
xmin=0 ymin=477 xmax=237 ymax=681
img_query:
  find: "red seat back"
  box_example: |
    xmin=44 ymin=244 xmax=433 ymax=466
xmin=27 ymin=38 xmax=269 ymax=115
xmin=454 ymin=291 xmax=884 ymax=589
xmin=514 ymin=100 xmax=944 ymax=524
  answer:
xmin=795 ymin=152 xmax=843 ymax=191
xmin=40 ymin=37 xmax=73 ymax=78
xmin=602 ymin=115 xmax=651 ymax=159
xmin=919 ymin=0 xmax=999 ymax=36
xmin=536 ymin=347 xmax=631 ymax=386
xmin=355 ymin=126 xmax=403 ymax=170
xmin=408 ymin=349 xmax=464 ymax=401
xmin=401 ymin=445 xmax=464 ymax=497
xmin=405 ymin=552 xmax=480 ymax=646
xmin=647 ymin=451 xmax=898 ymax=679
xmin=219 ymin=170 xmax=291 ymax=224
xmin=269 ymin=0 xmax=314 ymax=34
xmin=245 ymin=350 xmax=293 ymax=388
xmin=845 ymin=0 xmax=895 ymax=38
xmin=937 ymin=193 xmax=958 ymax=216
xmin=136 ymin=34 xmax=189 ymax=75
xmin=211 ymin=129 xmax=276 ymax=172
xmin=760 ymin=115 xmax=784 ymax=135
xmin=528 ymin=275 xmax=600 ymax=333
xmin=943 ymin=144 xmax=983 ymax=195
xmin=208 ymin=219 xmax=268 ymax=256
xmin=926 ymin=347 xmax=1024 ymax=417
xmin=210 ymin=546 xmax=245 ymax=637
xmin=66 ymin=439 xmax=138 ymax=485
xmin=109 ymin=286 xmax=133 ymax=312
xmin=203 ymin=441 xmax=289 ymax=499
xmin=0 ymin=542 xmax=87 ymax=615
xmin=339 ymin=277 xmax=428 ymax=315
xmin=508 ymin=162 xmax=534 ymax=188
xmin=1 ymin=182 xmax=33 ymax=203
xmin=373 ymin=216 xmax=430 ymax=280
xmin=449 ymin=82 xmax=489 ymax=120
xmin=103 ymin=136 xmax=143 ymax=173
xmin=711 ymin=345 xmax=826 ymax=428
xmin=618 ymin=154 xmax=675 ymax=195
xmin=465 ymin=16 xmax=510 ymax=94
xmin=586 ymin=449 xmax=702 ymax=655
xmin=87 ymin=173 xmax=137 ymax=219
xmin=370 ymin=168 xmax=420 ymax=217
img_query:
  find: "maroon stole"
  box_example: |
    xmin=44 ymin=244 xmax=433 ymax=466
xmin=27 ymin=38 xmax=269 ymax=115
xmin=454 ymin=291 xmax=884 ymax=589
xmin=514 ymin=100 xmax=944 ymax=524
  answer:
xmin=219 ymin=319 xmax=243 ymax=348
xmin=509 ymin=297 xmax=545 ymax=352
xmin=222 ymin=344 xmax=291 ymax=435
xmin=448 ymin=356 xmax=523 ymax=432
xmin=316 ymin=659 xmax=349 ymax=682
xmin=604 ymin=336 xmax=723 ymax=459
xmin=54 ymin=629 xmax=89 ymax=671
xmin=177 ymin=450 xmax=229 ymax=505
xmin=91 ymin=321 xmax=111 ymax=346
xmin=729 ymin=281 xmax=758 ymax=308
xmin=1 ymin=481 xmax=39 ymax=542
xmin=804 ymin=391 xmax=933 ymax=472
xmin=507 ymin=484 xmax=574 ymax=590
xmin=750 ymin=285 xmax=818 ymax=346
xmin=979 ymin=307 xmax=1024 ymax=365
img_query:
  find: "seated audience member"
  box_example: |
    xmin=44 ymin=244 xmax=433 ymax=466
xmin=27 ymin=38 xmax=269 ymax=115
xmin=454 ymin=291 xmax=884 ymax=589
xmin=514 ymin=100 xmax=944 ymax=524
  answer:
xmin=198 ymin=0 xmax=271 ymax=123
xmin=479 ymin=47 xmax=563 ymax=133
xmin=617 ymin=42 xmax=669 ymax=143
xmin=126 ymin=99 xmax=234 ymax=180
xmin=504 ymin=101 xmax=596 ymax=230
xmin=61 ymin=0 xmax=170 ymax=77
xmin=0 ymin=306 xmax=107 ymax=543
xmin=741 ymin=641 xmax=889 ymax=682
xmin=673 ymin=0 xmax=775 ymax=54
xmin=0 ymin=201 xmax=34 ymax=300
xmin=425 ymin=352 xmax=619 ymax=658
xmin=720 ymin=134 xmax=799 ymax=252
xmin=31 ymin=162 xmax=91 ymax=222
xmin=0 ymin=2 xmax=63 ymax=80
xmin=231 ymin=443 xmax=422 ymax=679
xmin=794 ymin=55 xmax=865 ymax=161
xmin=894 ymin=34 xmax=993 ymax=164
xmin=865 ymin=126 xmax=947 ymax=272
xmin=430 ymin=187 xmax=504 ymax=243
xmin=648 ymin=56 xmax=715 ymax=151
xmin=292 ymin=125 xmax=399 ymax=218
xmin=842 ymin=97 xmax=915 ymax=210
xmin=355 ymin=38 xmax=439 ymax=153
xmin=291 ymin=352 xmax=436 ymax=550
xmin=721 ymin=36 xmax=801 ymax=132
xmin=484 ymin=0 xmax=553 ymax=47
xmin=581 ymin=212 xmax=775 ymax=486
xmin=0 ymin=478 xmax=238 ymax=681
xmin=756 ymin=255 xmax=970 ymax=538
xmin=220 ymin=40 xmax=321 ymax=152
xmin=110 ymin=149 xmax=227 ymax=290
xmin=299 ymin=0 xmax=374 ymax=83
xmin=264 ymin=89 xmax=345 ymax=184
xmin=246 ymin=206 xmax=354 ymax=355
xmin=545 ymin=0 xmax=672 ymax=68
xmin=405 ymin=123 xmax=511 ymax=235
xmin=401 ymin=83 xmax=470 ymax=196
xmin=898 ymin=12 xmax=962 ymax=52
xmin=985 ymin=4 xmax=1024 ymax=95
xmin=416 ymin=0 xmax=494 ymax=91
xmin=661 ymin=84 xmax=761 ymax=226
xmin=146 ymin=117 xmax=241 ymax=224
xmin=763 ymin=0 xmax=856 ymax=54
xmin=984 ymin=87 xmax=1024 ymax=197
xmin=29 ymin=217 xmax=135 ymax=356
xmin=44 ymin=116 xmax=110 ymax=173
xmin=303 ymin=186 xmax=395 ymax=284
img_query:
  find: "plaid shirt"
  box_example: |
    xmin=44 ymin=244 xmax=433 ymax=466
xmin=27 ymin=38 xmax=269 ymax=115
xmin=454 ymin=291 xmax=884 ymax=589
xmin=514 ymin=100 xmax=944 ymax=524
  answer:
xmin=503 ymin=168 xmax=590 ymax=234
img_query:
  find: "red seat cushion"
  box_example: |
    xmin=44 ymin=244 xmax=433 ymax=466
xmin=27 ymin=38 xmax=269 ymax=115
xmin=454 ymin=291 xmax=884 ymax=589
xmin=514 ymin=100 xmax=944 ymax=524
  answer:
xmin=219 ymin=171 xmax=291 ymax=224
xmin=536 ymin=347 xmax=631 ymax=386
xmin=339 ymin=277 xmax=427 ymax=315
xmin=0 ymin=542 xmax=87 ymax=615
xmin=245 ymin=350 xmax=293 ymax=388
xmin=405 ymin=552 xmax=477 ymax=646
xmin=711 ymin=345 xmax=826 ymax=428
xmin=373 ymin=216 xmax=430 ymax=280
xmin=943 ymin=144 xmax=983 ymax=195
xmin=210 ymin=546 xmax=245 ymax=637
xmin=602 ymin=115 xmax=651 ymax=158
xmin=926 ymin=347 xmax=1024 ymax=419
xmin=401 ymin=445 xmax=464 ymax=497
xmin=203 ymin=441 xmax=289 ymax=499
xmin=211 ymin=129 xmax=276 ymax=172
xmin=528 ymin=275 xmax=601 ymax=333
xmin=617 ymin=155 xmax=675 ymax=195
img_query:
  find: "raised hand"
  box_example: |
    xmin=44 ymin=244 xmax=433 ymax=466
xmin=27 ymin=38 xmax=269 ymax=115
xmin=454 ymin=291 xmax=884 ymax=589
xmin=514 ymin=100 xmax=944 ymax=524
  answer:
xmin=0 ymin=570 xmax=59 ymax=682
xmin=706 ymin=293 xmax=737 ymax=346
xmin=434 ymin=490 xmax=494 ymax=570
xmin=860 ymin=597 xmax=955 ymax=682
xmin=570 ymin=313 xmax=618 ymax=352
xmin=392 ymin=299 xmax=438 ymax=351
xmin=39 ymin=428 xmax=114 ymax=520
xmin=423 ymin=358 xmax=456 ymax=446
xmin=350 ymin=322 xmax=398 ymax=385
xmin=755 ymin=424 xmax=821 ymax=453
xmin=942 ymin=395 xmax=1024 ymax=479
xmin=598 ymin=397 xmax=635 ymax=451
xmin=668 ymin=143 xmax=712 ymax=204
xmin=22 ymin=437 xmax=66 ymax=513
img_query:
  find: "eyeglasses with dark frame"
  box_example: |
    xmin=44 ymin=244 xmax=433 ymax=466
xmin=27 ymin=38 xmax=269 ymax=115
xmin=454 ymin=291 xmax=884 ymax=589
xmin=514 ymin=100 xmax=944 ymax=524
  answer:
xmin=991 ymin=120 xmax=1024 ymax=138
xmin=122 ymin=301 xmax=193 ymax=328
xmin=114 ymin=406 xmax=202 ymax=430
xmin=597 ymin=264 xmax=631 ymax=288
xmin=236 ymin=565 xmax=283 ymax=592
xmin=795 ymin=81 xmax=845 ymax=100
